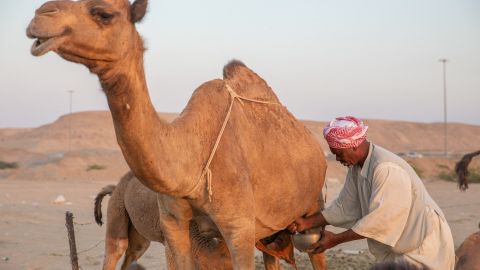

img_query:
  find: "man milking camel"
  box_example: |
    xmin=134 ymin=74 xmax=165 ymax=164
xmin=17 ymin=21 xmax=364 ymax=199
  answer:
xmin=288 ymin=116 xmax=455 ymax=270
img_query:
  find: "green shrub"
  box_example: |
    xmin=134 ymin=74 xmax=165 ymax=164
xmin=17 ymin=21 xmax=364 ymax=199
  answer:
xmin=467 ymin=168 xmax=480 ymax=183
xmin=0 ymin=161 xmax=18 ymax=170
xmin=437 ymin=166 xmax=480 ymax=184
xmin=438 ymin=171 xmax=456 ymax=182
xmin=86 ymin=164 xmax=106 ymax=171
xmin=410 ymin=164 xmax=423 ymax=178
xmin=436 ymin=164 xmax=450 ymax=170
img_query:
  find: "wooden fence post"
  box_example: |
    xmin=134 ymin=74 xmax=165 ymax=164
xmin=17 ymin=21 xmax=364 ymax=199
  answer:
xmin=65 ymin=211 xmax=79 ymax=270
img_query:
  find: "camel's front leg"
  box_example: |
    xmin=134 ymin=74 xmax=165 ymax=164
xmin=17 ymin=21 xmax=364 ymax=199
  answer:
xmin=157 ymin=194 xmax=195 ymax=269
xmin=216 ymin=216 xmax=256 ymax=270
xmin=209 ymin=172 xmax=257 ymax=270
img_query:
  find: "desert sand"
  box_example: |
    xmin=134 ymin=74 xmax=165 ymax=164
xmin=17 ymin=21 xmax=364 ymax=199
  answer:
xmin=1 ymin=112 xmax=479 ymax=270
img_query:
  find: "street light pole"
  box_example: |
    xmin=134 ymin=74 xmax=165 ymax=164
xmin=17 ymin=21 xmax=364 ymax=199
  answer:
xmin=439 ymin=59 xmax=448 ymax=157
xmin=67 ymin=90 xmax=74 ymax=152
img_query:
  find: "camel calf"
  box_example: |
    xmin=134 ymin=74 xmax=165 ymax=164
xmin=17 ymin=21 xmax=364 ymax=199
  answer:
xmin=95 ymin=172 xmax=232 ymax=270
xmin=95 ymin=172 xmax=297 ymax=270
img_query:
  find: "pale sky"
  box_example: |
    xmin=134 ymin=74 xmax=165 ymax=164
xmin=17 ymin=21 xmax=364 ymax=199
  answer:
xmin=0 ymin=0 xmax=479 ymax=128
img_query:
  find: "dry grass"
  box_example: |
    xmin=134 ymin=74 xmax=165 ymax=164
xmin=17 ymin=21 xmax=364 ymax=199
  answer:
xmin=0 ymin=161 xmax=18 ymax=170
xmin=407 ymin=161 xmax=424 ymax=178
xmin=86 ymin=164 xmax=106 ymax=171
xmin=466 ymin=167 xmax=480 ymax=183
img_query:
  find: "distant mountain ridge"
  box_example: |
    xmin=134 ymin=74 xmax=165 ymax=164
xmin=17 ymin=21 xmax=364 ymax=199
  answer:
xmin=1 ymin=111 xmax=479 ymax=182
xmin=1 ymin=111 xmax=479 ymax=154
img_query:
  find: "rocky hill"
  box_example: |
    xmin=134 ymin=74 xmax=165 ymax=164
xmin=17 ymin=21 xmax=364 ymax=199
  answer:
xmin=1 ymin=111 xmax=479 ymax=182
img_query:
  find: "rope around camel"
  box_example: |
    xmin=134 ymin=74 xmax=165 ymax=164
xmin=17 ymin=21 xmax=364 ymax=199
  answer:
xmin=187 ymin=84 xmax=281 ymax=202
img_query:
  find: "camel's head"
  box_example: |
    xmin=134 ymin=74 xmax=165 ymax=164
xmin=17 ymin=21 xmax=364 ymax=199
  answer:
xmin=27 ymin=0 xmax=147 ymax=67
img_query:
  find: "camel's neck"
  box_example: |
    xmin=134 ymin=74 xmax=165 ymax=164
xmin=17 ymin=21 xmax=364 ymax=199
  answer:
xmin=97 ymin=41 xmax=209 ymax=196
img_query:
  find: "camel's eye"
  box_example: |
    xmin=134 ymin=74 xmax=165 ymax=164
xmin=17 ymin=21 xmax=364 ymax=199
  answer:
xmin=91 ymin=8 xmax=115 ymax=24
xmin=100 ymin=12 xmax=113 ymax=20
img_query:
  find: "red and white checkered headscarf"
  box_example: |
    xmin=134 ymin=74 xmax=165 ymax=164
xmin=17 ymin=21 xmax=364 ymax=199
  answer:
xmin=323 ymin=116 xmax=368 ymax=149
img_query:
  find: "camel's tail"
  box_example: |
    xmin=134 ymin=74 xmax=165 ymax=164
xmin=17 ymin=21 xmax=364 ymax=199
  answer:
xmin=94 ymin=185 xmax=116 ymax=226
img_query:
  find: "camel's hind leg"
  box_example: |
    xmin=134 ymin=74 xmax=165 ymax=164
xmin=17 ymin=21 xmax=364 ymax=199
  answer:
xmin=308 ymin=252 xmax=327 ymax=270
xmin=102 ymin=185 xmax=130 ymax=270
xmin=102 ymin=233 xmax=129 ymax=270
xmin=307 ymin=191 xmax=327 ymax=270
xmin=120 ymin=225 xmax=151 ymax=270
xmin=262 ymin=252 xmax=280 ymax=270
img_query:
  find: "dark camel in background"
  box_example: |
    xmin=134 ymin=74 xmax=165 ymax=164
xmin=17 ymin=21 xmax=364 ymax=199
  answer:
xmin=455 ymin=150 xmax=480 ymax=191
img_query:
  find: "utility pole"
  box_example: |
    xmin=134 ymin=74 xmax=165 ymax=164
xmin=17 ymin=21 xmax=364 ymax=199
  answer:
xmin=67 ymin=90 xmax=74 ymax=153
xmin=439 ymin=59 xmax=448 ymax=157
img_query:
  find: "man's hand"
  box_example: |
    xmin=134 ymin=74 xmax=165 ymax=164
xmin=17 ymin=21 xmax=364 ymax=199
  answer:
xmin=287 ymin=216 xmax=310 ymax=233
xmin=305 ymin=230 xmax=338 ymax=253
xmin=287 ymin=212 xmax=329 ymax=233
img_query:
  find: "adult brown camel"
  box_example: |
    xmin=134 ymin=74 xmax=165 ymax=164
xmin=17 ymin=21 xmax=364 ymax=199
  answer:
xmin=95 ymin=172 xmax=296 ymax=270
xmin=27 ymin=1 xmax=327 ymax=269
xmin=455 ymin=150 xmax=480 ymax=191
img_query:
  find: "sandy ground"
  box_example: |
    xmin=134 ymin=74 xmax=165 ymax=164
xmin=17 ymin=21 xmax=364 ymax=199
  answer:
xmin=1 ymin=178 xmax=478 ymax=270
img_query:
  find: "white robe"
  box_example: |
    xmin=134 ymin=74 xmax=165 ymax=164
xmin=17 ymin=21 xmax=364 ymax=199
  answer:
xmin=322 ymin=144 xmax=455 ymax=270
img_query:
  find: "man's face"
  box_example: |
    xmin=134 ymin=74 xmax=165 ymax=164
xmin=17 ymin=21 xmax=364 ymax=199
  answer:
xmin=329 ymin=147 xmax=358 ymax=167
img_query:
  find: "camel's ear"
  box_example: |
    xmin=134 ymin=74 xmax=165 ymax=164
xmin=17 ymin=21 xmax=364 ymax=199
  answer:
xmin=130 ymin=0 xmax=147 ymax=23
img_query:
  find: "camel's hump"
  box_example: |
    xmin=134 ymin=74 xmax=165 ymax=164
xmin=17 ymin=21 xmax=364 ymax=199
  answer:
xmin=221 ymin=59 xmax=280 ymax=101
xmin=223 ymin=59 xmax=247 ymax=80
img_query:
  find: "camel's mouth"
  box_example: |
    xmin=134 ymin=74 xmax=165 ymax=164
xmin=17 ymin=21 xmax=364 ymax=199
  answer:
xmin=30 ymin=35 xmax=66 ymax=56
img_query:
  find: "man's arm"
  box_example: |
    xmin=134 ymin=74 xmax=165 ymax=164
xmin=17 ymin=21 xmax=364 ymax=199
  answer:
xmin=321 ymin=169 xmax=362 ymax=228
xmin=331 ymin=229 xmax=365 ymax=244
xmin=289 ymin=169 xmax=362 ymax=233
xmin=307 ymin=229 xmax=365 ymax=254
xmin=350 ymin=164 xmax=412 ymax=247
